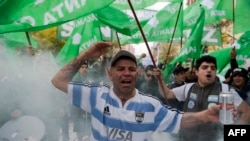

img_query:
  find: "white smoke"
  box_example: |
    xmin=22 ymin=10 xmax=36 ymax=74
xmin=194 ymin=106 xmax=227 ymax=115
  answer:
xmin=0 ymin=45 xmax=70 ymax=141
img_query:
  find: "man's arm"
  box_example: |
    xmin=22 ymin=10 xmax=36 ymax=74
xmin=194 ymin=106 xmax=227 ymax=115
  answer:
xmin=153 ymin=68 xmax=176 ymax=100
xmin=181 ymin=104 xmax=240 ymax=128
xmin=230 ymin=48 xmax=239 ymax=70
xmin=51 ymin=42 xmax=113 ymax=93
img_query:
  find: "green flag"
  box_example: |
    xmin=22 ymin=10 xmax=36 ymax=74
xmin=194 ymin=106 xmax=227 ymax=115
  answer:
xmin=55 ymin=14 xmax=103 ymax=67
xmin=0 ymin=32 xmax=37 ymax=49
xmin=234 ymin=0 xmax=250 ymax=34
xmin=183 ymin=2 xmax=222 ymax=46
xmin=171 ymin=7 xmax=205 ymax=63
xmin=0 ymin=0 xmax=114 ymax=34
xmin=234 ymin=31 xmax=250 ymax=66
xmin=119 ymin=2 xmax=183 ymax=44
xmin=111 ymin=0 xmax=158 ymax=10
xmin=95 ymin=6 xmax=148 ymax=36
xmin=163 ymin=7 xmax=205 ymax=82
xmin=214 ymin=31 xmax=250 ymax=75
xmin=185 ymin=0 xmax=233 ymax=25
xmin=208 ymin=47 xmax=231 ymax=73
xmin=56 ymin=6 xmax=149 ymax=40
xmin=110 ymin=0 xmax=182 ymax=10
xmin=198 ymin=0 xmax=233 ymax=24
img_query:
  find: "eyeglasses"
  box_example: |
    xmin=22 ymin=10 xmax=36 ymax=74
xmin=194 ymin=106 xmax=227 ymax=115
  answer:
xmin=146 ymin=73 xmax=154 ymax=78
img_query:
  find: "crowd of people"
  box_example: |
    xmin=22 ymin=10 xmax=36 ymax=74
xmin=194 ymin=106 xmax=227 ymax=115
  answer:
xmin=51 ymin=41 xmax=250 ymax=141
xmin=1 ymin=41 xmax=250 ymax=141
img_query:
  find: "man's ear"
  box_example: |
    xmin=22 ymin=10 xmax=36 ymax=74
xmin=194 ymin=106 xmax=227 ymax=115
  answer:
xmin=195 ymin=69 xmax=199 ymax=76
xmin=107 ymin=68 xmax=112 ymax=80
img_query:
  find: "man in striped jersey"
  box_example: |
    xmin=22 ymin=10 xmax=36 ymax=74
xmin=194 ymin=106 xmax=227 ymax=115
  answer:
xmin=52 ymin=41 xmax=225 ymax=141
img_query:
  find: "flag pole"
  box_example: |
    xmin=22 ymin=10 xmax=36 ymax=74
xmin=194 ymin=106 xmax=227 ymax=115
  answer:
xmin=127 ymin=0 xmax=169 ymax=105
xmin=115 ymin=32 xmax=122 ymax=50
xmin=167 ymin=2 xmax=183 ymax=55
xmin=25 ymin=32 xmax=34 ymax=56
xmin=25 ymin=32 xmax=32 ymax=46
xmin=232 ymin=0 xmax=235 ymax=48
xmin=127 ymin=0 xmax=156 ymax=67
xmin=164 ymin=2 xmax=183 ymax=64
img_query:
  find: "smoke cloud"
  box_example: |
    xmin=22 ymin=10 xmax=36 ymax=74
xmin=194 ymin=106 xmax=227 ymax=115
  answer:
xmin=0 ymin=45 xmax=69 ymax=141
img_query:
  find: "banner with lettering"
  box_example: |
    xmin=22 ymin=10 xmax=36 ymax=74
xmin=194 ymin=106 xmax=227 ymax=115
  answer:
xmin=211 ymin=31 xmax=250 ymax=75
xmin=95 ymin=6 xmax=148 ymax=36
xmin=183 ymin=2 xmax=222 ymax=46
xmin=192 ymin=0 xmax=233 ymax=24
xmin=171 ymin=8 xmax=204 ymax=64
xmin=0 ymin=0 xmax=114 ymax=34
xmin=119 ymin=2 xmax=183 ymax=44
xmin=57 ymin=6 xmax=149 ymax=40
xmin=233 ymin=31 xmax=250 ymax=66
xmin=163 ymin=7 xmax=205 ymax=83
xmin=55 ymin=14 xmax=103 ymax=67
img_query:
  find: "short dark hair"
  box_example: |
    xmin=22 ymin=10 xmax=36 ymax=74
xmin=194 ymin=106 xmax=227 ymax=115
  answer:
xmin=232 ymin=68 xmax=249 ymax=80
xmin=195 ymin=55 xmax=217 ymax=70
xmin=173 ymin=66 xmax=189 ymax=75
xmin=144 ymin=65 xmax=154 ymax=72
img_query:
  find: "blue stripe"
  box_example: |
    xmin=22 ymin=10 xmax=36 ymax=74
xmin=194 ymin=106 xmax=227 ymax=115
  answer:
xmin=92 ymin=105 xmax=105 ymax=123
xmin=155 ymin=106 xmax=179 ymax=132
xmin=127 ymin=102 xmax=155 ymax=112
xmin=90 ymin=86 xmax=98 ymax=111
xmin=72 ymin=84 xmax=82 ymax=107
xmin=155 ymin=106 xmax=168 ymax=129
xmin=90 ymin=93 xmax=157 ymax=132
xmin=103 ymin=116 xmax=155 ymax=132
xmin=92 ymin=127 xmax=108 ymax=141
xmin=92 ymin=106 xmax=155 ymax=132
xmin=101 ymin=92 xmax=119 ymax=108
xmin=165 ymin=112 xmax=179 ymax=132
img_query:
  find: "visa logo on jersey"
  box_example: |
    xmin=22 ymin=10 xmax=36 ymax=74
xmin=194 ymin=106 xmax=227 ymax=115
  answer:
xmin=108 ymin=128 xmax=133 ymax=141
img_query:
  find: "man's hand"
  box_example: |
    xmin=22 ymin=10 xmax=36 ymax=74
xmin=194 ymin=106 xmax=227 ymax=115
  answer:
xmin=230 ymin=48 xmax=236 ymax=59
xmin=201 ymin=105 xmax=220 ymax=123
xmin=52 ymin=41 xmax=113 ymax=93
xmin=81 ymin=42 xmax=113 ymax=59
xmin=201 ymin=104 xmax=238 ymax=123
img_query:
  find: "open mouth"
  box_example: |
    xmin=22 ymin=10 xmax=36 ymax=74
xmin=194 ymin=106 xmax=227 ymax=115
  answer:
xmin=206 ymin=74 xmax=211 ymax=78
xmin=121 ymin=80 xmax=132 ymax=85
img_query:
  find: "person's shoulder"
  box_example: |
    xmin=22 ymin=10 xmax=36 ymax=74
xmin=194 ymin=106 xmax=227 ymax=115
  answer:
xmin=173 ymin=82 xmax=195 ymax=90
xmin=168 ymin=82 xmax=175 ymax=87
xmin=137 ymin=90 xmax=164 ymax=105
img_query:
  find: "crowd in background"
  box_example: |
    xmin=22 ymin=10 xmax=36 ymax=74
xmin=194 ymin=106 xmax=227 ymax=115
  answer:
xmin=1 ymin=45 xmax=250 ymax=141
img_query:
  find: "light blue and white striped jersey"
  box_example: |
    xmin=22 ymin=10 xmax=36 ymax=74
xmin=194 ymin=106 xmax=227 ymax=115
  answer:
xmin=68 ymin=82 xmax=183 ymax=141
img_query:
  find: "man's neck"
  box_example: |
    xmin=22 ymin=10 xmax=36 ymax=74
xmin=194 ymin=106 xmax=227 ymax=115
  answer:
xmin=113 ymin=88 xmax=136 ymax=106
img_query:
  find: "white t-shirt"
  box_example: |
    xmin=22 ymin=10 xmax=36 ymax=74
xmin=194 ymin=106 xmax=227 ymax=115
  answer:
xmin=68 ymin=82 xmax=183 ymax=141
